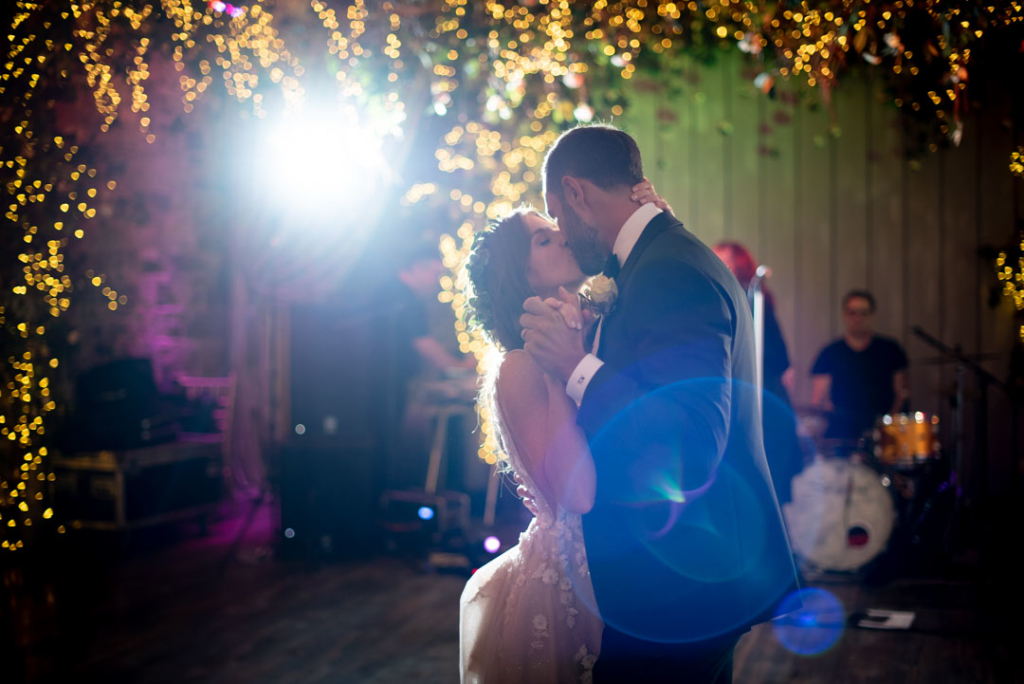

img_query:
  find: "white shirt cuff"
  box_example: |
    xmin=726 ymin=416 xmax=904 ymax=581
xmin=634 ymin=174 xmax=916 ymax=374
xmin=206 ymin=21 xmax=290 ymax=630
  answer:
xmin=566 ymin=353 xmax=604 ymax=407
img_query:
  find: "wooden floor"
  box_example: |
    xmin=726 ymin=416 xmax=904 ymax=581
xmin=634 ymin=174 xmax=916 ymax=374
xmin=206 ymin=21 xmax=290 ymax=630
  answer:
xmin=6 ymin=503 xmax=1021 ymax=684
xmin=734 ymin=576 xmax=1019 ymax=684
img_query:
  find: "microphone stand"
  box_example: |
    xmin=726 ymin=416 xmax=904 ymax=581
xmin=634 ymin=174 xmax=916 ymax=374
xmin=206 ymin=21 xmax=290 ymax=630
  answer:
xmin=748 ymin=265 xmax=771 ymax=404
xmin=910 ymin=326 xmax=1009 ymax=553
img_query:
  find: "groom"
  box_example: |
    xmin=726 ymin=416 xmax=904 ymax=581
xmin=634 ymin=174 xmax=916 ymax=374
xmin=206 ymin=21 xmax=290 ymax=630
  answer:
xmin=520 ymin=125 xmax=798 ymax=683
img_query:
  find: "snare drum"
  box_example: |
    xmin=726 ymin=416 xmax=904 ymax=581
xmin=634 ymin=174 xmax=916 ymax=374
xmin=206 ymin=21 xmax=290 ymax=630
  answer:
xmin=873 ymin=413 xmax=940 ymax=469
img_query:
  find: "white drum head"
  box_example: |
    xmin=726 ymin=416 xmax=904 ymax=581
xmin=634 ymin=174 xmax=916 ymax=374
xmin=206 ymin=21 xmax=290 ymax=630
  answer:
xmin=783 ymin=458 xmax=895 ymax=572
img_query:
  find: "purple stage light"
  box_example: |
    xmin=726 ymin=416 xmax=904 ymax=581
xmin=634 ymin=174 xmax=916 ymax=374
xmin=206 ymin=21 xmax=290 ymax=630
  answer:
xmin=483 ymin=536 xmax=501 ymax=553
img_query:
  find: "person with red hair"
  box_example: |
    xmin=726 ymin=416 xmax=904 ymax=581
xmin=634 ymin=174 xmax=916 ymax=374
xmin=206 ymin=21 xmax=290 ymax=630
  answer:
xmin=712 ymin=241 xmax=803 ymax=505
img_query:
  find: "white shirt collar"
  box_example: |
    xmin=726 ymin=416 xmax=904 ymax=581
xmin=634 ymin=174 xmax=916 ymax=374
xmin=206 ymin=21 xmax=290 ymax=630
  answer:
xmin=612 ymin=203 xmax=663 ymax=268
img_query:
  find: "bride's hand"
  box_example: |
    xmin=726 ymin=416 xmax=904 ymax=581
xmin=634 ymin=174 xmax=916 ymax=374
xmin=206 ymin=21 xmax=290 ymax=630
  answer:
xmin=632 ymin=177 xmax=674 ymax=214
xmin=543 ymin=286 xmax=583 ymax=331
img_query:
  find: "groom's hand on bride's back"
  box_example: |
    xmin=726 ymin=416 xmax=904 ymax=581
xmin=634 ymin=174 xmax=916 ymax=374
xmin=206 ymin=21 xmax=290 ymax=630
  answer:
xmin=519 ymin=290 xmax=586 ymax=383
xmin=513 ymin=473 xmax=540 ymax=517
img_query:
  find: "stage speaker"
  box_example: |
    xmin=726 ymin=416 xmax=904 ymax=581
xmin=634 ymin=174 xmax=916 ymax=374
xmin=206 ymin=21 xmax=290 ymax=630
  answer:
xmin=278 ymin=439 xmax=378 ymax=560
xmin=62 ymin=357 xmax=177 ymax=452
xmin=289 ymin=299 xmax=389 ymax=447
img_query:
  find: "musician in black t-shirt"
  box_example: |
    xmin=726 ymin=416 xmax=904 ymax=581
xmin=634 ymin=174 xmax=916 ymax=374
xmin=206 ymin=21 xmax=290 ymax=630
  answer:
xmin=810 ymin=290 xmax=909 ymax=441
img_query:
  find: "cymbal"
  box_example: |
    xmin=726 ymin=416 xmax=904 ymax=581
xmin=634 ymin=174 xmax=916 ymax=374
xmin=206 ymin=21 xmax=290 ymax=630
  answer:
xmin=919 ymin=352 xmax=1003 ymax=366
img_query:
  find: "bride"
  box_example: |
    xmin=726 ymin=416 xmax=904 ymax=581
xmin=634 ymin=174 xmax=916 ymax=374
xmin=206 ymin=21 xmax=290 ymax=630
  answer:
xmin=458 ymin=181 xmax=671 ymax=683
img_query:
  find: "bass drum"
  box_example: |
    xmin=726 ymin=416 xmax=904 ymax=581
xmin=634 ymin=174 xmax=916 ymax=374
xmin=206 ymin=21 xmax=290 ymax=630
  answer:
xmin=783 ymin=458 xmax=895 ymax=572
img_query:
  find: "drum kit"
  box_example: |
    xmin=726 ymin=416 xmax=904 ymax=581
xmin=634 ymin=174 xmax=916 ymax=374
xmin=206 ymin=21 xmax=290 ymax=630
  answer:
xmin=780 ymin=327 xmax=1009 ymax=574
xmin=785 ymin=409 xmax=950 ymax=573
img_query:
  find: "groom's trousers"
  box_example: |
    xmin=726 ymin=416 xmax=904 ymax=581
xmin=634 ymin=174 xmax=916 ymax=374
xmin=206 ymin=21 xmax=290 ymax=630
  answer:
xmin=593 ymin=627 xmax=743 ymax=684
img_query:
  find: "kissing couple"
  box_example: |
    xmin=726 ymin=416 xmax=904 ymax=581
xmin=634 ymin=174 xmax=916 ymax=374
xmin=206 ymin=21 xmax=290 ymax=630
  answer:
xmin=459 ymin=124 xmax=799 ymax=684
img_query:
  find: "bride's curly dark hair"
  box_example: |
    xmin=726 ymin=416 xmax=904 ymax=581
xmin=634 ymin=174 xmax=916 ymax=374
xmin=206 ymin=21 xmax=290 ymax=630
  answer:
xmin=464 ymin=206 xmax=538 ymax=353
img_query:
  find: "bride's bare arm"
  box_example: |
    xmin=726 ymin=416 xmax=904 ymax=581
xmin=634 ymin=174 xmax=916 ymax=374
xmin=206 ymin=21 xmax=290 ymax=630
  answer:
xmin=496 ymin=350 xmax=596 ymax=515
xmin=541 ymin=374 xmax=596 ymax=514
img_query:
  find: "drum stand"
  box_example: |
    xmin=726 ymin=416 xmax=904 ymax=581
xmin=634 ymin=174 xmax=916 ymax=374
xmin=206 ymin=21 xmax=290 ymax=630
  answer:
xmin=912 ymin=326 xmax=1010 ymax=556
xmin=948 ymin=354 xmax=966 ymax=550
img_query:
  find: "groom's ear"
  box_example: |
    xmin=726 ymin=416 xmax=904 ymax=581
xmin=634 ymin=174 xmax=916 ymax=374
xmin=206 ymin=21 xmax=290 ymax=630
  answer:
xmin=561 ymin=176 xmax=588 ymax=214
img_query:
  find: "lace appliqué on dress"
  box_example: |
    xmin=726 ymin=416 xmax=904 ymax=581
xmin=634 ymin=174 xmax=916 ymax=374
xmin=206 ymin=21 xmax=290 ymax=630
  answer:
xmin=459 ymin=403 xmax=603 ymax=684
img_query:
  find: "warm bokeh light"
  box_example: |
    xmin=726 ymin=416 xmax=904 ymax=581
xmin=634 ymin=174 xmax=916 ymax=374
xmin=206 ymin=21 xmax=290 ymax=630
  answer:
xmin=995 ymin=236 xmax=1024 ymax=342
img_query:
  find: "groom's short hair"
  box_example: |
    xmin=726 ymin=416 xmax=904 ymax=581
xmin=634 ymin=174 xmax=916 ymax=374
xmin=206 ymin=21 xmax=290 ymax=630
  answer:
xmin=542 ymin=124 xmax=644 ymax=197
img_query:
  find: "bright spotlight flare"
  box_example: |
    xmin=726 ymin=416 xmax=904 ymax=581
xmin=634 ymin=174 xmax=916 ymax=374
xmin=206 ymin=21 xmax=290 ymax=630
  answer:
xmin=257 ymin=111 xmax=389 ymax=219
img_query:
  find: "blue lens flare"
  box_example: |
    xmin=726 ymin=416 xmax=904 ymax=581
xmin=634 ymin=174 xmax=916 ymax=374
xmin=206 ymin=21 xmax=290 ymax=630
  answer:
xmin=573 ymin=377 xmax=801 ymax=644
xmin=772 ymin=588 xmax=845 ymax=656
xmin=417 ymin=506 xmax=434 ymax=521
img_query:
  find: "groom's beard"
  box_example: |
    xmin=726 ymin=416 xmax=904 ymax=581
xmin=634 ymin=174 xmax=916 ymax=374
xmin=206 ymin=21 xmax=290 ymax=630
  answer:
xmin=561 ymin=205 xmax=608 ymax=276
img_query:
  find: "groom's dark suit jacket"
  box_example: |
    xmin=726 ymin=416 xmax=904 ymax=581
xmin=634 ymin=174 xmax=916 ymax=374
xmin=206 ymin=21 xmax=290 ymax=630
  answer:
xmin=578 ymin=212 xmax=798 ymax=644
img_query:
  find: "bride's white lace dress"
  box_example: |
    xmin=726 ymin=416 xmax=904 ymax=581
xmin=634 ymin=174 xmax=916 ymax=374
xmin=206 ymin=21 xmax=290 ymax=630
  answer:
xmin=459 ymin=404 xmax=603 ymax=683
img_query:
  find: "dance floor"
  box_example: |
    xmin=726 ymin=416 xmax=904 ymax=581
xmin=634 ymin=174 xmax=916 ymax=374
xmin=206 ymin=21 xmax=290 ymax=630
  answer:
xmin=10 ymin=502 xmax=1018 ymax=684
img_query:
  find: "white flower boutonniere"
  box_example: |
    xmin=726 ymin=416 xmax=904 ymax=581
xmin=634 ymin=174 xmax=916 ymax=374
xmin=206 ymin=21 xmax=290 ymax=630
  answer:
xmin=581 ymin=275 xmax=618 ymax=316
